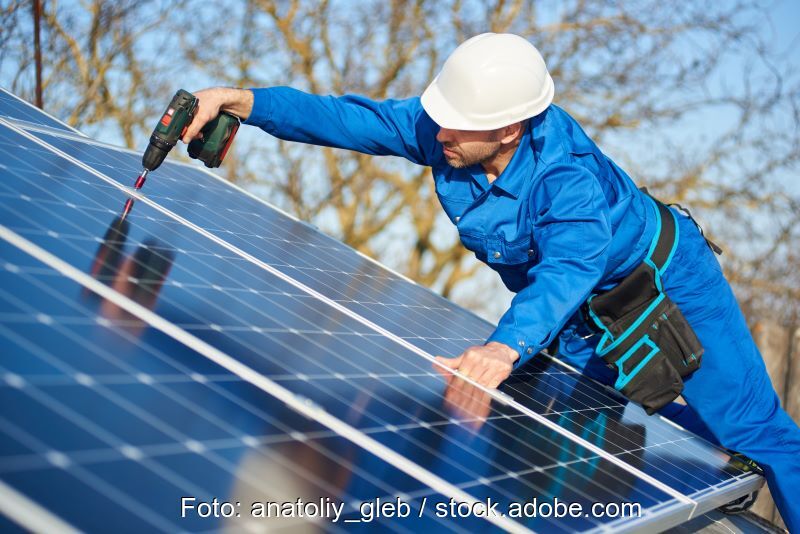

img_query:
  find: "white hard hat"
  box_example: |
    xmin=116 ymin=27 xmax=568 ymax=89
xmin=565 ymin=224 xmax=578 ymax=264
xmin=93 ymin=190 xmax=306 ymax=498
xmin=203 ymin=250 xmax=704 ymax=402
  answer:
xmin=421 ymin=33 xmax=554 ymax=131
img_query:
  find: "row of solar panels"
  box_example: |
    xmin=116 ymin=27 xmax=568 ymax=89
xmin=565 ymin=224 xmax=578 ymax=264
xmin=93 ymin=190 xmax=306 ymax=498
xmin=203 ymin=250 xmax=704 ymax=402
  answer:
xmin=0 ymin=88 xmax=762 ymax=533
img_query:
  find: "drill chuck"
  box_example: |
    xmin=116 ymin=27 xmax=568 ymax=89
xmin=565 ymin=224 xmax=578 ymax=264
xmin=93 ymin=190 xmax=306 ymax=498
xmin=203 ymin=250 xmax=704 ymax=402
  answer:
xmin=141 ymin=135 xmax=173 ymax=172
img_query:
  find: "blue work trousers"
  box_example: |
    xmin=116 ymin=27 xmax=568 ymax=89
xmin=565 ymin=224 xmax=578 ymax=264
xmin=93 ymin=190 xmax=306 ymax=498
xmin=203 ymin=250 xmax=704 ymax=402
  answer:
xmin=558 ymin=209 xmax=800 ymax=531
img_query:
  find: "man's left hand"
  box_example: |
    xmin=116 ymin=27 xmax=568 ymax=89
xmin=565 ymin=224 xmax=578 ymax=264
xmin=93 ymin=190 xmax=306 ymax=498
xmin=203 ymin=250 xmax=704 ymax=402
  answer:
xmin=435 ymin=342 xmax=519 ymax=388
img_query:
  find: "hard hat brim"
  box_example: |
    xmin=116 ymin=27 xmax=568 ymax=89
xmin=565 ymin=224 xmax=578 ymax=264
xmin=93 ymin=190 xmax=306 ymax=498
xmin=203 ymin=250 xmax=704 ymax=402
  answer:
xmin=421 ymin=74 xmax=554 ymax=131
xmin=421 ymin=77 xmax=491 ymax=131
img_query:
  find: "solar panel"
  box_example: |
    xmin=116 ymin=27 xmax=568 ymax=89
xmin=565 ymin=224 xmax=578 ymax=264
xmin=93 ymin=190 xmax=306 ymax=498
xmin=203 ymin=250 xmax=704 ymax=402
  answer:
xmin=0 ymin=94 xmax=763 ymax=532
xmin=0 ymin=88 xmax=81 ymax=135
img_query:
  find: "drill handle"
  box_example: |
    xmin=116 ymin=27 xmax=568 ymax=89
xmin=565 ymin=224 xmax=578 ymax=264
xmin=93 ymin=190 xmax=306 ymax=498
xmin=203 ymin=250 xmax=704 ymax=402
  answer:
xmin=187 ymin=112 xmax=240 ymax=168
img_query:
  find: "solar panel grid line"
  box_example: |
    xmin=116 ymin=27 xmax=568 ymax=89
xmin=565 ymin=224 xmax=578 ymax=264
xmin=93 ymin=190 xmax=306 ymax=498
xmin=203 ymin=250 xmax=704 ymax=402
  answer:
xmin=520 ymin=355 xmax=630 ymax=403
xmin=495 ymin=365 xmax=762 ymax=502
xmin=0 ymin=478 xmax=79 ymax=533
xmin=0 ymin=225 xmax=531 ymax=534
xmin=0 ymin=117 xmax=89 ymax=140
xmin=507 ymin=369 xmax=625 ymax=412
xmin=0 ymin=116 xmax=705 ymax=507
xmin=0 ymin=88 xmax=85 ymax=137
xmin=0 ymin=410 xmax=197 ymax=532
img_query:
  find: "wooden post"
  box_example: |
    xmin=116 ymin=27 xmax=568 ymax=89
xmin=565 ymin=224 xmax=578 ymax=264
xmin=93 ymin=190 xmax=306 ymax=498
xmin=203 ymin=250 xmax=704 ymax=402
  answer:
xmin=32 ymin=0 xmax=43 ymax=109
xmin=753 ymin=320 xmax=790 ymax=396
xmin=749 ymin=320 xmax=791 ymax=526
xmin=786 ymin=327 xmax=800 ymax=425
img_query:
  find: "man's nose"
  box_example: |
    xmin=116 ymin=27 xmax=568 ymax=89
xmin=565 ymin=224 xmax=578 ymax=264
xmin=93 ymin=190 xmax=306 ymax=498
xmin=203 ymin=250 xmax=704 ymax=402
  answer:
xmin=436 ymin=127 xmax=454 ymax=143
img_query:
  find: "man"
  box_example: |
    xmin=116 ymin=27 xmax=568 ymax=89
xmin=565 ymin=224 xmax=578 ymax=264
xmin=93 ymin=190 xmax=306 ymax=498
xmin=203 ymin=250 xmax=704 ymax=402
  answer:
xmin=183 ymin=33 xmax=799 ymax=529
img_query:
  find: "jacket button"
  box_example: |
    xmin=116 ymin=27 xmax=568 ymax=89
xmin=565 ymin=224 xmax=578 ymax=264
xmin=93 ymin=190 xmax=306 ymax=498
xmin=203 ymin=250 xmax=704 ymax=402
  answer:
xmin=526 ymin=347 xmax=533 ymax=354
xmin=527 ymin=249 xmax=535 ymax=257
xmin=518 ymin=340 xmax=525 ymax=347
xmin=493 ymin=251 xmax=501 ymax=259
xmin=454 ymin=216 xmax=460 ymax=223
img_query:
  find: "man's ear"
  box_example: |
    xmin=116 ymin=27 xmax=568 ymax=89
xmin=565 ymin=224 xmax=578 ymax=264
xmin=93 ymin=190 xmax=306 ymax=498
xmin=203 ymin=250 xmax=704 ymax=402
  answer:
xmin=499 ymin=121 xmax=525 ymax=145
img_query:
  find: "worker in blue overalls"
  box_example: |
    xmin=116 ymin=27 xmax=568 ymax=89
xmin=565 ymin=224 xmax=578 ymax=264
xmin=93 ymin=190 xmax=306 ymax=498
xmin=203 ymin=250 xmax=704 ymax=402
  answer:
xmin=184 ymin=33 xmax=799 ymax=529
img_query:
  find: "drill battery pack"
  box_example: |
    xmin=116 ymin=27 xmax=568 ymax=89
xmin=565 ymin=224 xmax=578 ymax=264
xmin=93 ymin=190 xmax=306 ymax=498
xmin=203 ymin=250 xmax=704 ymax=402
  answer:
xmin=187 ymin=112 xmax=240 ymax=168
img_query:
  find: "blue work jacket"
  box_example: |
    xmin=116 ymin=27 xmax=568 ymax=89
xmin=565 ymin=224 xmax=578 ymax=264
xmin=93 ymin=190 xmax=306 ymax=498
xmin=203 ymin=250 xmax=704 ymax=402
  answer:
xmin=245 ymin=87 xmax=656 ymax=368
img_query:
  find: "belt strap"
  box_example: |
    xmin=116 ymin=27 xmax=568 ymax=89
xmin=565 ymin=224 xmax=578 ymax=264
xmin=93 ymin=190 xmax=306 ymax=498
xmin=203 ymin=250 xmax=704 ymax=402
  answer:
xmin=641 ymin=190 xmax=679 ymax=274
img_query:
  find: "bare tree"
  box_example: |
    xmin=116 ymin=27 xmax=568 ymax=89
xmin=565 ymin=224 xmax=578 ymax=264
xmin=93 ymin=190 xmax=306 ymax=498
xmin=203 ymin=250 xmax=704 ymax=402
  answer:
xmin=180 ymin=0 xmax=799 ymax=324
xmin=1 ymin=0 xmax=182 ymax=147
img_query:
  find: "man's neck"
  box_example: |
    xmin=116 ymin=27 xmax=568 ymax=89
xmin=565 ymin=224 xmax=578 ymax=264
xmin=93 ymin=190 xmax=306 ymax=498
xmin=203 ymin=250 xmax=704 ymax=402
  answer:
xmin=482 ymin=136 xmax=523 ymax=183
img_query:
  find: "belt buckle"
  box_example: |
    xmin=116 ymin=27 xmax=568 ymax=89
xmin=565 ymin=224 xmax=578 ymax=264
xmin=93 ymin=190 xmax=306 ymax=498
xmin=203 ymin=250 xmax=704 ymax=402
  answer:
xmin=577 ymin=304 xmax=600 ymax=339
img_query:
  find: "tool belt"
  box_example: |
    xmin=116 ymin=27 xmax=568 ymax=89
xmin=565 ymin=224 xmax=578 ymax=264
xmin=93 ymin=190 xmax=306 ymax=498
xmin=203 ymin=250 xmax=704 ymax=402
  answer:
xmin=584 ymin=194 xmax=703 ymax=415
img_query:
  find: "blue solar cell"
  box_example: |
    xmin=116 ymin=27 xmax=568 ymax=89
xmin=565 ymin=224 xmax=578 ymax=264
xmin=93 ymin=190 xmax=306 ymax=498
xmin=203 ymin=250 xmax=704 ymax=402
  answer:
xmin=0 ymin=513 xmax=25 ymax=534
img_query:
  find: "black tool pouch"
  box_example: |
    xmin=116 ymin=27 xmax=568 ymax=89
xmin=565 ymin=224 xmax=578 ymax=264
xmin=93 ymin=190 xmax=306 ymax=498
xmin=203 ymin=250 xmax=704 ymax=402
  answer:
xmin=585 ymin=195 xmax=704 ymax=415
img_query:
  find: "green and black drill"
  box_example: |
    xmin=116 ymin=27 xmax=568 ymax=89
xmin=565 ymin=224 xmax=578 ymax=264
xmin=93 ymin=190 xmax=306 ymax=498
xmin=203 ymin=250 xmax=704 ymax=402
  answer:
xmin=123 ymin=89 xmax=239 ymax=218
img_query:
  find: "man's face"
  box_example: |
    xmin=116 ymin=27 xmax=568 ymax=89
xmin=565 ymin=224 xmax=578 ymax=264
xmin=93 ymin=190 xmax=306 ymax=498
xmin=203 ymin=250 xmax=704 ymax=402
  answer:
xmin=436 ymin=127 xmax=504 ymax=168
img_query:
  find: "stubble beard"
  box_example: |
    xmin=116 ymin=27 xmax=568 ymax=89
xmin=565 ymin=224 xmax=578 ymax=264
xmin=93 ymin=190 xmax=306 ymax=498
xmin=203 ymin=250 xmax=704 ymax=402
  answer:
xmin=444 ymin=141 xmax=503 ymax=169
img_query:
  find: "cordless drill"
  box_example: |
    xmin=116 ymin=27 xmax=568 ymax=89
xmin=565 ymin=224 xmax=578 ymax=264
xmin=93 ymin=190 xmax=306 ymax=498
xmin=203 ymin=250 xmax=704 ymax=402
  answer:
xmin=134 ymin=89 xmax=240 ymax=190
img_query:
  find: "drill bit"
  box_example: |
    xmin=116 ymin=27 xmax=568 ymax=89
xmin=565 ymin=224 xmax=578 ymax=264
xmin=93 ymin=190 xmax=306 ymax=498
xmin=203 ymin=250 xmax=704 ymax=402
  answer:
xmin=120 ymin=168 xmax=147 ymax=222
xmin=133 ymin=168 xmax=149 ymax=190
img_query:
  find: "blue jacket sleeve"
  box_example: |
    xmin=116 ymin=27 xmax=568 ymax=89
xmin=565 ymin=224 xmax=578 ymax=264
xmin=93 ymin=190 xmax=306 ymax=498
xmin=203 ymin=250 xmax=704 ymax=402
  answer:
xmin=243 ymin=87 xmax=441 ymax=166
xmin=486 ymin=162 xmax=613 ymax=367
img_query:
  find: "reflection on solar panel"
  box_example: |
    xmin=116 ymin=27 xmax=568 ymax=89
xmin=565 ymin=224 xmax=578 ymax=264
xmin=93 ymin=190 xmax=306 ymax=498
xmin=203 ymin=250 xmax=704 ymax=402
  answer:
xmin=0 ymin=90 xmax=763 ymax=532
